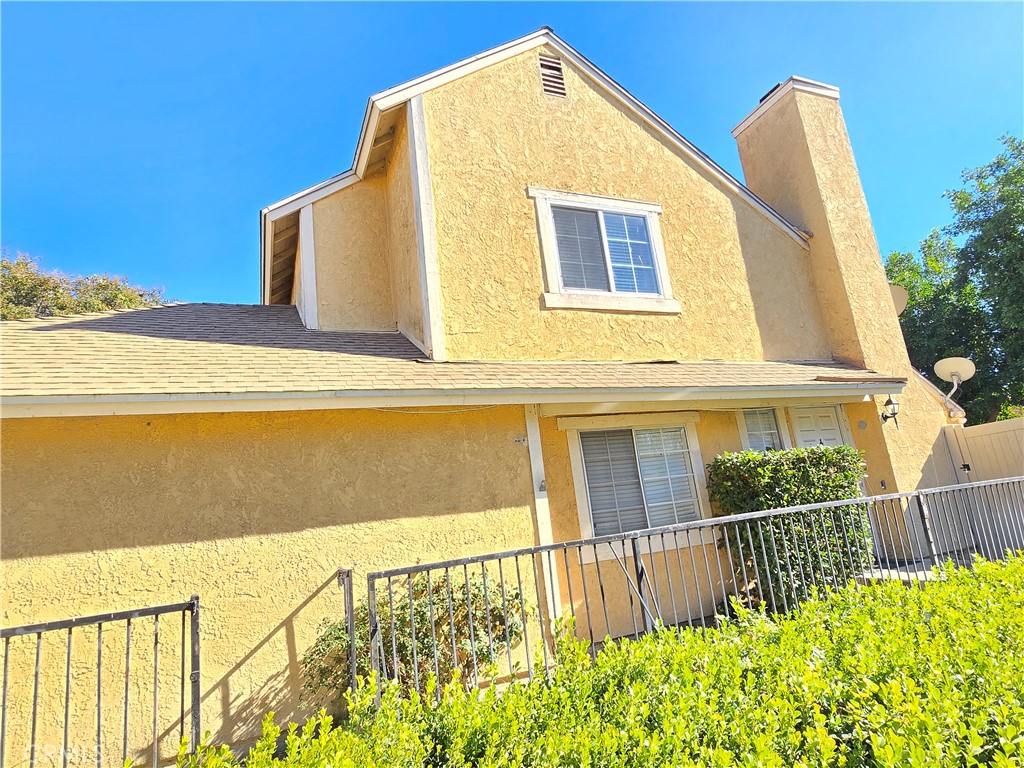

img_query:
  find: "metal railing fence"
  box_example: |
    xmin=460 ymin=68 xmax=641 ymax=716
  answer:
xmin=1 ymin=597 xmax=200 ymax=768
xmin=359 ymin=477 xmax=1024 ymax=697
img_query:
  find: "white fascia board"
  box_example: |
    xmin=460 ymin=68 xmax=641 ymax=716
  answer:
xmin=732 ymin=76 xmax=841 ymax=138
xmin=260 ymin=172 xmax=360 ymax=304
xmin=262 ymin=170 xmax=360 ymax=223
xmin=1 ymin=380 xmax=905 ymax=419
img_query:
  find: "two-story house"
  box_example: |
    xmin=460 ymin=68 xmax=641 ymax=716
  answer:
xmin=1 ymin=28 xmax=960 ymax=753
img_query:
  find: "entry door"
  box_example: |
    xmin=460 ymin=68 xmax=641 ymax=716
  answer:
xmin=792 ymin=406 xmax=848 ymax=447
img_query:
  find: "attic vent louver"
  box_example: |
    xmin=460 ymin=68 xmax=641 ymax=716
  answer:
xmin=539 ymin=54 xmax=566 ymax=97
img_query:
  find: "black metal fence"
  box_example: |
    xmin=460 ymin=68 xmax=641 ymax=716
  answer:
xmin=1 ymin=597 xmax=200 ymax=768
xmin=359 ymin=477 xmax=1024 ymax=696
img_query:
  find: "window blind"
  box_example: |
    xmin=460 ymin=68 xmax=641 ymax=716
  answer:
xmin=552 ymin=207 xmax=609 ymax=291
xmin=742 ymin=409 xmax=783 ymax=451
xmin=580 ymin=427 xmax=700 ymax=537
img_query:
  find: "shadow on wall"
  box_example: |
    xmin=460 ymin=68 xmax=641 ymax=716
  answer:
xmin=156 ymin=575 xmax=337 ymax=756
xmin=728 ymin=198 xmax=833 ymax=364
xmin=0 ymin=406 xmax=534 ymax=559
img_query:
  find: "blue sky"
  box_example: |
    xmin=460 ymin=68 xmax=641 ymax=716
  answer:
xmin=3 ymin=2 xmax=1021 ymax=304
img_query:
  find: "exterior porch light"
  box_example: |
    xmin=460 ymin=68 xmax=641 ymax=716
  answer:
xmin=881 ymin=396 xmax=900 ymax=428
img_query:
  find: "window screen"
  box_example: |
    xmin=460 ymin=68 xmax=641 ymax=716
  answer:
xmin=580 ymin=427 xmax=701 ymax=536
xmin=552 ymin=206 xmax=658 ymax=295
xmin=604 ymin=213 xmax=659 ymax=294
xmin=742 ymin=409 xmax=783 ymax=451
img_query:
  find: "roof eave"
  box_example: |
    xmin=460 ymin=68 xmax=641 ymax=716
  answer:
xmin=1 ymin=379 xmax=906 ymax=419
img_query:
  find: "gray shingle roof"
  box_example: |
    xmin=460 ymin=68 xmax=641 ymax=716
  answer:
xmin=0 ymin=303 xmax=905 ymax=400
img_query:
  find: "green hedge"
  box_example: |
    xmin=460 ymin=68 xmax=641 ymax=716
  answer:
xmin=707 ymin=445 xmax=871 ymax=610
xmin=183 ymin=557 xmax=1024 ymax=768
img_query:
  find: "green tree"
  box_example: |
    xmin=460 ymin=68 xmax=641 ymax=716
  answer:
xmin=886 ymin=136 xmax=1023 ymax=424
xmin=1 ymin=251 xmax=165 ymax=320
xmin=947 ymin=135 xmax=1024 ymax=403
xmin=886 ymin=233 xmax=1007 ymax=424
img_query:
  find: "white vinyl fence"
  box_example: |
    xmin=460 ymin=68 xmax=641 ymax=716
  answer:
xmin=940 ymin=418 xmax=1024 ymax=484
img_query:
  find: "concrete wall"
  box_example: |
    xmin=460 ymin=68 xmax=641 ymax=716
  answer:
xmin=312 ymin=178 xmax=395 ymax=331
xmin=0 ymin=406 xmax=537 ymax=761
xmin=421 ymin=46 xmax=832 ymax=363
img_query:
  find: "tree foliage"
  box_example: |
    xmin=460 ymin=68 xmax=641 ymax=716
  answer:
xmin=0 ymin=251 xmax=164 ymax=320
xmin=886 ymin=136 xmax=1023 ymax=423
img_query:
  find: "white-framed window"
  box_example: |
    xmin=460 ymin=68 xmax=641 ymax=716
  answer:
xmin=528 ymin=187 xmax=680 ymax=314
xmin=560 ymin=413 xmax=710 ymax=560
xmin=737 ymin=411 xmax=790 ymax=454
xmin=737 ymin=408 xmax=790 ymax=452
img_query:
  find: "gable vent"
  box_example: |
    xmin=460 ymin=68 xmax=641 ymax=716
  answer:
xmin=539 ymin=54 xmax=566 ymax=97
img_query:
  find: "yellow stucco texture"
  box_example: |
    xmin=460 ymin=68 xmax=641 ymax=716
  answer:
xmin=384 ymin=108 xmax=425 ymax=346
xmin=0 ymin=406 xmax=537 ymax=760
xmin=312 ymin=177 xmax=396 ymax=331
xmin=421 ymin=46 xmax=832 ymax=363
xmin=735 ymin=88 xmax=956 ymax=491
xmin=538 ymin=409 xmax=742 ymax=638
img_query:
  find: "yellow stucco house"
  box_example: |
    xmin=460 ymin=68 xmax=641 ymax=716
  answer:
xmin=2 ymin=28 xmax=963 ymax=756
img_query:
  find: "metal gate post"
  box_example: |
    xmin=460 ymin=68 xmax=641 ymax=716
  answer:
xmin=189 ymin=595 xmax=201 ymax=753
xmin=630 ymin=537 xmax=655 ymax=632
xmin=366 ymin=580 xmax=381 ymax=704
xmin=915 ymin=494 xmax=939 ymax=568
xmin=336 ymin=569 xmax=357 ymax=695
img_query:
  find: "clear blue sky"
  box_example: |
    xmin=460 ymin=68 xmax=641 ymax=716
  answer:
xmin=3 ymin=2 xmax=1021 ymax=304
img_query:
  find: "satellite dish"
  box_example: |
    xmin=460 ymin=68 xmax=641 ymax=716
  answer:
xmin=934 ymin=357 xmax=975 ymax=418
xmin=889 ymin=284 xmax=909 ymax=316
xmin=934 ymin=357 xmax=976 ymax=383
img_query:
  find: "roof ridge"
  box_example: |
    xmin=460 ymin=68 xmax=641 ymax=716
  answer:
xmin=0 ymin=302 xmax=189 ymax=324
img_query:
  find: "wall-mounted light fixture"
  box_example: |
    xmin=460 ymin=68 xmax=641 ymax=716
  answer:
xmin=881 ymin=396 xmax=900 ymax=428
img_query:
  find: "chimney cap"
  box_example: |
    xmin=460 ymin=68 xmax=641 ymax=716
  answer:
xmin=733 ymin=76 xmax=840 ymax=138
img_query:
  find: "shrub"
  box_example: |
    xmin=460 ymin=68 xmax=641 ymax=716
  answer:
xmin=706 ymin=445 xmax=872 ymax=610
xmin=182 ymin=557 xmax=1024 ymax=768
xmin=302 ymin=572 xmax=526 ymax=709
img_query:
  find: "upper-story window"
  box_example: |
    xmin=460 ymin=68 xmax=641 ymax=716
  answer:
xmin=528 ymin=187 xmax=681 ymax=314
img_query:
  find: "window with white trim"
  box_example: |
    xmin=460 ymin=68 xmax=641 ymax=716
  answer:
xmin=552 ymin=207 xmax=659 ymax=294
xmin=741 ymin=408 xmax=784 ymax=451
xmin=579 ymin=426 xmax=701 ymax=536
xmin=528 ymin=187 xmax=680 ymax=314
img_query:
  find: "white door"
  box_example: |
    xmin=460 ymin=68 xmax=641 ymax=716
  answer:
xmin=792 ymin=406 xmax=847 ymax=447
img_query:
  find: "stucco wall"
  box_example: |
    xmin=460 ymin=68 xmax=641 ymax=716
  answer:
xmin=421 ymin=46 xmax=832 ymax=363
xmin=312 ymin=178 xmax=396 ymax=331
xmin=735 ymin=87 xmax=956 ymax=491
xmin=384 ymin=110 xmax=425 ymax=346
xmin=539 ymin=409 xmax=743 ymax=637
xmin=0 ymin=406 xmax=536 ymax=760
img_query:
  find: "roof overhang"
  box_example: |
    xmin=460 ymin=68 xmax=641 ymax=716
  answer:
xmin=259 ymin=27 xmax=813 ymax=304
xmin=1 ymin=378 xmax=905 ymax=419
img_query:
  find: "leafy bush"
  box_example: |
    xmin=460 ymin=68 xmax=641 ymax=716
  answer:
xmin=183 ymin=557 xmax=1024 ymax=768
xmin=707 ymin=445 xmax=871 ymax=610
xmin=302 ymin=572 xmax=526 ymax=708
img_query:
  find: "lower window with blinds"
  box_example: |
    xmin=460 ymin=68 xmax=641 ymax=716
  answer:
xmin=579 ymin=426 xmax=703 ymax=538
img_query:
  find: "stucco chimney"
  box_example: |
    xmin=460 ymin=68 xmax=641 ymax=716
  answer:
xmin=732 ymin=77 xmax=907 ymax=375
